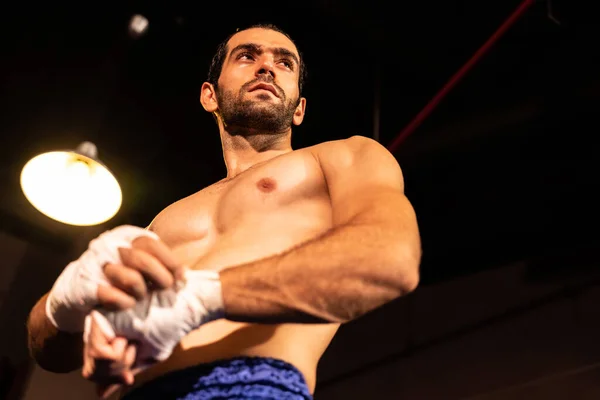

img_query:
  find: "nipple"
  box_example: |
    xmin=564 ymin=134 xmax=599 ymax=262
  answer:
xmin=256 ymin=177 xmax=277 ymax=192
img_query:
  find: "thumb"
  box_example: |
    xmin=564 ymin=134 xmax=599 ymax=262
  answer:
xmin=91 ymin=310 xmax=117 ymax=339
xmin=84 ymin=312 xmax=118 ymax=359
xmin=111 ymin=337 xmax=128 ymax=354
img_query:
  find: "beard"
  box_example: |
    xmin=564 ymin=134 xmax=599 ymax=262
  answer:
xmin=216 ymin=78 xmax=299 ymax=135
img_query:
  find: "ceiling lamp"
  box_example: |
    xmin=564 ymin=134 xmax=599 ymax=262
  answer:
xmin=20 ymin=142 xmax=122 ymax=226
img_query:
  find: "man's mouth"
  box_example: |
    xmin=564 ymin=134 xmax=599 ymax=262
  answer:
xmin=248 ymin=83 xmax=279 ymax=98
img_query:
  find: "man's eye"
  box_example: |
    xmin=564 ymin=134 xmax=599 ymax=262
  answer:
xmin=280 ymin=60 xmax=293 ymax=69
xmin=238 ymin=52 xmax=254 ymax=60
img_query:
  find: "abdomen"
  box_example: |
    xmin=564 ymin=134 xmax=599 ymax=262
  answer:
xmin=133 ymin=320 xmax=339 ymax=394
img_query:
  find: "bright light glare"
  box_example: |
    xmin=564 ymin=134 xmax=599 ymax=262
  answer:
xmin=20 ymin=151 xmax=122 ymax=226
xmin=129 ymin=14 xmax=149 ymax=36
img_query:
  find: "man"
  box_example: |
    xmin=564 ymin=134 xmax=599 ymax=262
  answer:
xmin=27 ymin=24 xmax=421 ymax=399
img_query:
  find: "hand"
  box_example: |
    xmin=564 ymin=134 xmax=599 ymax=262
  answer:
xmin=102 ymin=231 xmax=185 ymax=307
xmin=81 ymin=292 xmax=194 ymax=395
xmin=82 ymin=311 xmax=138 ymax=399
xmin=96 ymin=270 xmax=225 ymax=366
xmin=46 ymin=225 xmax=183 ymax=333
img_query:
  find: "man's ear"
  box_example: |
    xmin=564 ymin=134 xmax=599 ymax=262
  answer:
xmin=292 ymin=97 xmax=307 ymax=126
xmin=200 ymin=82 xmax=218 ymax=113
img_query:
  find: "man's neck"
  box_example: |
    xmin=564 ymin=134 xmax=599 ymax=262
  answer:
xmin=220 ymin=129 xmax=293 ymax=178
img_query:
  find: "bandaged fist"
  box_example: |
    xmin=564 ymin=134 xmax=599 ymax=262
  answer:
xmin=45 ymin=225 xmax=183 ymax=333
xmin=101 ymin=230 xmax=184 ymax=305
xmin=95 ymin=270 xmax=225 ymax=366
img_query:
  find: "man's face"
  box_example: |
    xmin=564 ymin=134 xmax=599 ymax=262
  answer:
xmin=214 ymin=28 xmax=305 ymax=133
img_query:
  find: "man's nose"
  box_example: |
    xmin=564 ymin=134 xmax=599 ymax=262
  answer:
xmin=256 ymin=57 xmax=275 ymax=80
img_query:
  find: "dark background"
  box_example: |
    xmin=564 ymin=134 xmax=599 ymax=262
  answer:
xmin=1 ymin=1 xmax=598 ymax=282
xmin=0 ymin=1 xmax=599 ymax=399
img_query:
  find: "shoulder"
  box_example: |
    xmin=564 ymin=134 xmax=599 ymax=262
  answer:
xmin=310 ymin=135 xmax=397 ymax=164
xmin=311 ymin=134 xmax=383 ymax=151
xmin=310 ymin=135 xmax=403 ymax=174
xmin=308 ymin=135 xmax=404 ymax=190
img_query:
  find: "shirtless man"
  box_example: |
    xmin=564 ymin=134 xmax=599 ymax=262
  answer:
xmin=26 ymin=24 xmax=421 ymax=399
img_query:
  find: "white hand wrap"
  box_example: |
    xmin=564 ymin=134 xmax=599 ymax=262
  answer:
xmin=92 ymin=270 xmax=224 ymax=363
xmin=46 ymin=225 xmax=158 ymax=332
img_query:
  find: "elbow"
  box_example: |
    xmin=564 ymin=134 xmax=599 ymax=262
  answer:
xmin=395 ymin=264 xmax=420 ymax=296
xmin=27 ymin=331 xmax=83 ymax=374
xmin=28 ymin=341 xmax=73 ymax=374
xmin=31 ymin=350 xmax=82 ymax=374
xmin=401 ymin=268 xmax=420 ymax=294
xmin=389 ymin=244 xmax=421 ymax=295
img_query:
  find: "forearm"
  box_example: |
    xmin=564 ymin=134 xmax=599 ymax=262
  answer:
xmin=27 ymin=293 xmax=83 ymax=373
xmin=219 ymin=222 xmax=420 ymax=324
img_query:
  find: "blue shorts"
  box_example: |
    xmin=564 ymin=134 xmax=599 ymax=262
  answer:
xmin=122 ymin=356 xmax=313 ymax=400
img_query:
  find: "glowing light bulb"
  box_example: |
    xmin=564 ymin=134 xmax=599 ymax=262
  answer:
xmin=20 ymin=143 xmax=122 ymax=226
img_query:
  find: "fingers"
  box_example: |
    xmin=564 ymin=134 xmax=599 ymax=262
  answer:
xmin=88 ymin=313 xmax=118 ymax=359
xmin=97 ymin=284 xmax=136 ymax=311
xmin=110 ymin=338 xmax=136 ymax=383
xmin=119 ymin=247 xmax=175 ymax=290
xmin=83 ymin=315 xmax=138 ymax=391
xmin=83 ymin=314 xmax=117 ymax=380
xmin=123 ymin=344 xmax=137 ymax=384
xmin=96 ymin=344 xmax=137 ymax=398
xmin=131 ymin=236 xmax=185 ymax=282
xmin=103 ymin=263 xmax=148 ymax=301
xmin=112 ymin=337 xmax=127 ymax=355
xmin=96 ymin=234 xmax=183 ymax=310
xmin=101 ymin=236 xmax=184 ymax=301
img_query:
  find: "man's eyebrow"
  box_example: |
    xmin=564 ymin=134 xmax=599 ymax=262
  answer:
xmin=273 ymin=47 xmax=300 ymax=67
xmin=229 ymin=43 xmax=300 ymax=66
xmin=229 ymin=43 xmax=261 ymax=57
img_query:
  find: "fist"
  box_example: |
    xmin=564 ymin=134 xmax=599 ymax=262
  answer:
xmin=82 ymin=291 xmax=196 ymax=395
xmin=46 ymin=225 xmax=184 ymax=332
xmin=100 ymin=234 xmax=185 ymax=310
xmin=95 ymin=270 xmax=224 ymax=366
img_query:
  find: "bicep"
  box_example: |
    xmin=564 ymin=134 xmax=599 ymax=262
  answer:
xmin=317 ymin=136 xmax=410 ymax=226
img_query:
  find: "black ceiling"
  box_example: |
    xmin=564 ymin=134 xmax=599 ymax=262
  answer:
xmin=0 ymin=1 xmax=597 ymax=285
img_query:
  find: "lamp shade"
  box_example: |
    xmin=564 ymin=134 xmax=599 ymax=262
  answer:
xmin=20 ymin=142 xmax=122 ymax=226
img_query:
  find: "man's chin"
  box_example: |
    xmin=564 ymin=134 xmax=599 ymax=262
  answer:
xmin=244 ymin=94 xmax=280 ymax=105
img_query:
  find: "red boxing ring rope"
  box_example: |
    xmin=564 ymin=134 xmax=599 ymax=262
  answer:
xmin=386 ymin=0 xmax=536 ymax=153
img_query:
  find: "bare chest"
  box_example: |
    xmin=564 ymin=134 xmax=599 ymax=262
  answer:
xmin=149 ymin=150 xmax=332 ymax=266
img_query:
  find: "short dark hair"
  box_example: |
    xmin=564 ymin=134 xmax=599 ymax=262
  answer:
xmin=206 ymin=23 xmax=307 ymax=95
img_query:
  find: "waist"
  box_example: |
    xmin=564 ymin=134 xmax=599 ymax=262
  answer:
xmin=131 ymin=320 xmax=336 ymax=392
xmin=122 ymin=356 xmax=313 ymax=400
